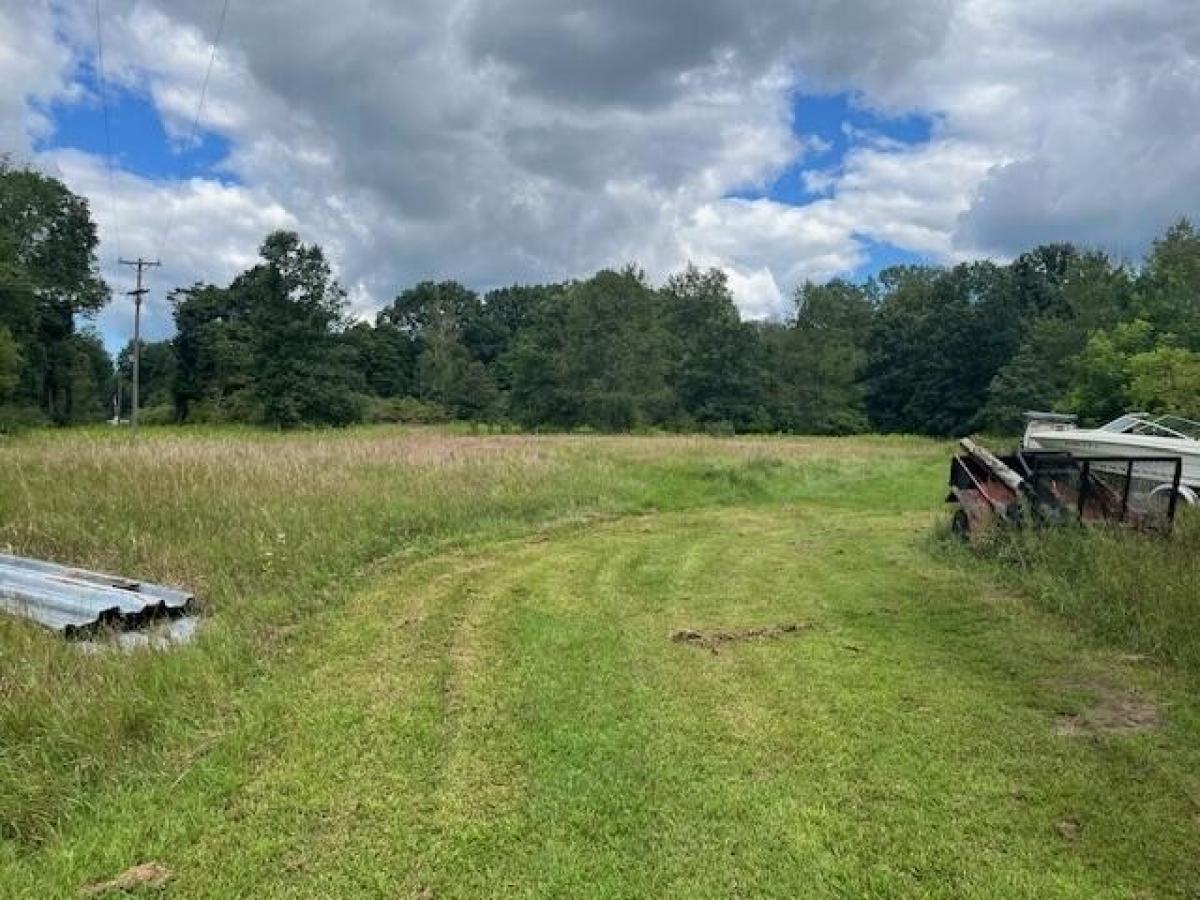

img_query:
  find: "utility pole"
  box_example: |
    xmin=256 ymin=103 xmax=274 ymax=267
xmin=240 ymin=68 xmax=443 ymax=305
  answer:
xmin=118 ymin=257 xmax=161 ymax=434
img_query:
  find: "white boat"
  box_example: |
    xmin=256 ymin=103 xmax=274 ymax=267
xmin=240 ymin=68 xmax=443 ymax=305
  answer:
xmin=1022 ymin=411 xmax=1200 ymax=502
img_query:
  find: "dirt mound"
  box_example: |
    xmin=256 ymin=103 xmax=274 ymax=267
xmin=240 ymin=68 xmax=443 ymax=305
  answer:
xmin=1052 ymin=680 xmax=1161 ymax=736
xmin=671 ymin=622 xmax=813 ymax=654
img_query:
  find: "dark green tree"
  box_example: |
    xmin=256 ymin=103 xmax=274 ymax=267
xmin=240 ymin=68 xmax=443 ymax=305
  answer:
xmin=1135 ymin=218 xmax=1200 ymax=345
xmin=662 ymin=266 xmax=765 ymax=429
xmin=62 ymin=330 xmax=115 ymax=424
xmin=117 ymin=339 xmax=178 ymax=416
xmin=766 ymin=278 xmax=874 ymax=433
xmin=0 ymin=159 xmax=110 ymax=422
xmin=502 ymin=306 xmax=570 ymax=428
xmin=866 ymin=267 xmax=955 ymax=434
xmin=478 ymin=284 xmax=559 ymax=367
xmin=0 ymin=327 xmax=21 ymax=401
xmin=341 ymin=320 xmax=416 ymax=398
xmin=505 ymin=268 xmax=674 ymax=430
xmin=240 ymin=231 xmax=360 ymax=427
xmin=171 ymin=283 xmax=255 ymax=421
xmin=1065 ymin=319 xmax=1157 ymax=422
xmin=982 ymin=250 xmax=1133 ymax=431
xmin=416 ymin=312 xmax=499 ymax=420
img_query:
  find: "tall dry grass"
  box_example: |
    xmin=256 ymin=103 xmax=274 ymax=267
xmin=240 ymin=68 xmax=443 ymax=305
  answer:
xmin=0 ymin=425 xmax=945 ymax=844
xmin=977 ymin=510 xmax=1200 ymax=672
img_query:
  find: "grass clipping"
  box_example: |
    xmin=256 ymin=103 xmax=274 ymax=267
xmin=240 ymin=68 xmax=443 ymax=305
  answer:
xmin=80 ymin=862 xmax=171 ymax=896
xmin=671 ymin=622 xmax=814 ymax=654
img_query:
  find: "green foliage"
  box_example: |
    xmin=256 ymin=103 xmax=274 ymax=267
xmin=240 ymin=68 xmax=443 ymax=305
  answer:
xmin=180 ymin=390 xmax=260 ymax=425
xmin=116 ymin=339 xmax=178 ymax=417
xmin=19 ymin=330 xmax=116 ymax=426
xmin=136 ymin=404 xmax=176 ymax=426
xmin=978 ymin=511 xmax=1200 ymax=672
xmin=1065 ymin=320 xmax=1156 ymax=421
xmin=0 ymin=159 xmax=113 ymax=424
xmin=0 ymin=327 xmax=20 ymax=400
xmin=1128 ymin=346 xmax=1200 ymax=415
xmin=171 ymin=282 xmax=254 ymax=420
xmin=663 ymin=266 xmax=765 ymax=429
xmin=362 ymin=395 xmax=448 ymax=424
xmin=5 ymin=431 xmax=1200 ymax=896
xmin=245 ymin=231 xmax=360 ymax=427
xmin=0 ymin=403 xmax=46 ymax=435
xmin=1136 ymin=219 xmax=1200 ymax=343
xmin=416 ymin=314 xmax=500 ymax=420
xmin=9 ymin=201 xmax=1198 ymax=435
xmin=172 ymin=232 xmax=362 ymax=428
xmin=866 ymin=264 xmax=1000 ymax=435
xmin=382 ymin=279 xmax=479 ymax=336
xmin=341 ymin=320 xmax=415 ymax=397
xmin=764 ymin=279 xmax=873 ymax=433
xmin=504 ymin=268 xmax=676 ymax=430
xmin=0 ymin=161 xmax=107 ymax=317
xmin=981 ymin=252 xmax=1135 ymax=432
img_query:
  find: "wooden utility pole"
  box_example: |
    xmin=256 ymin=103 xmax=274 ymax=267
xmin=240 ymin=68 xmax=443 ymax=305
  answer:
xmin=118 ymin=257 xmax=161 ymax=434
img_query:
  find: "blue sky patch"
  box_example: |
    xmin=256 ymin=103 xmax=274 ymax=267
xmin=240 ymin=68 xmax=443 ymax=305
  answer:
xmin=851 ymin=236 xmax=928 ymax=279
xmin=725 ymin=91 xmax=935 ymax=282
xmin=730 ymin=91 xmax=935 ymax=207
xmin=35 ymin=61 xmax=235 ymax=184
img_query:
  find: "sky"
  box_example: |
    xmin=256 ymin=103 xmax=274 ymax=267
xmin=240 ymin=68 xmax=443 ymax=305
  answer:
xmin=2 ymin=1 xmax=1199 ymax=352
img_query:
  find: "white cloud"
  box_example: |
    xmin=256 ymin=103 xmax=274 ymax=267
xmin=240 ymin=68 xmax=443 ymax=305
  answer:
xmin=677 ymin=198 xmax=864 ymax=317
xmin=721 ymin=266 xmax=788 ymax=321
xmin=868 ymin=0 xmax=1200 ymax=256
xmin=0 ymin=2 xmax=76 ymax=156
xmin=2 ymin=0 xmax=1198 ymax=340
xmin=38 ymin=148 xmax=295 ymax=343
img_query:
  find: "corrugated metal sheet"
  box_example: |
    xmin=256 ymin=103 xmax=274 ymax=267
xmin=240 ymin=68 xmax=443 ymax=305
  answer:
xmin=0 ymin=553 xmax=194 ymax=634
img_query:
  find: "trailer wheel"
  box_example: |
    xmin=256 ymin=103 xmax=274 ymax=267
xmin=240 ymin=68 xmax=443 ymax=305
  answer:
xmin=951 ymin=507 xmax=971 ymax=541
xmin=1149 ymin=483 xmax=1198 ymax=516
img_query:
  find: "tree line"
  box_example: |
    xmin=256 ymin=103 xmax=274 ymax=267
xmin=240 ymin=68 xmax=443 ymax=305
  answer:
xmin=3 ymin=160 xmax=1199 ymax=435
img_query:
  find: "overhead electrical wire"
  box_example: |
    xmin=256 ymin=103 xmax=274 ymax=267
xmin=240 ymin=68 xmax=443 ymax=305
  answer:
xmin=93 ymin=0 xmax=123 ymax=264
xmin=156 ymin=0 xmax=232 ymax=259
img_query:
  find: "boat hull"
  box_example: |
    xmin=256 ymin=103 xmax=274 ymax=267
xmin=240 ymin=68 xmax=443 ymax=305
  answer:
xmin=1025 ymin=430 xmax=1200 ymax=488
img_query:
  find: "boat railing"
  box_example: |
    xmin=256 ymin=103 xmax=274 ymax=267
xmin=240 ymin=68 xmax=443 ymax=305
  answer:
xmin=1124 ymin=414 xmax=1200 ymax=441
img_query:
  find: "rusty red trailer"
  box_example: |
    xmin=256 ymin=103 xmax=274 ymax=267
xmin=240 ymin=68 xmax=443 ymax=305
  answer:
xmin=947 ymin=438 xmax=1183 ymax=540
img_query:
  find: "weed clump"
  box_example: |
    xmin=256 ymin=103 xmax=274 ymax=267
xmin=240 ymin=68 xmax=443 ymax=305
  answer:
xmin=964 ymin=510 xmax=1200 ymax=672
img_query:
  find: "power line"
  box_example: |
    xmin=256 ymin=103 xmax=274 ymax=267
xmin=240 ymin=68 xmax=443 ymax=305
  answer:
xmin=157 ymin=0 xmax=231 ymax=258
xmin=93 ymin=0 xmax=123 ymax=264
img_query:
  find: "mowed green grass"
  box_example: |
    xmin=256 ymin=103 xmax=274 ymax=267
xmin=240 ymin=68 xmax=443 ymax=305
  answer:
xmin=2 ymin=428 xmax=1199 ymax=897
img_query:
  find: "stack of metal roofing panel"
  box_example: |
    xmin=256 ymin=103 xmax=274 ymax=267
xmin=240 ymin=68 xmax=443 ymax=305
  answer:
xmin=0 ymin=553 xmax=194 ymax=634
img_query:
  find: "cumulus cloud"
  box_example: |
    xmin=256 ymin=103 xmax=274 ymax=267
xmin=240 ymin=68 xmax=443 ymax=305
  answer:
xmin=0 ymin=3 xmax=76 ymax=155
xmin=2 ymin=0 xmax=1198 ymax=337
xmin=884 ymin=0 xmax=1200 ymax=257
xmin=37 ymin=147 xmax=295 ymax=343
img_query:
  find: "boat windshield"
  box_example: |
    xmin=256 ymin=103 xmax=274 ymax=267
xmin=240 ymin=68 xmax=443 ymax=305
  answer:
xmin=1104 ymin=413 xmax=1200 ymax=441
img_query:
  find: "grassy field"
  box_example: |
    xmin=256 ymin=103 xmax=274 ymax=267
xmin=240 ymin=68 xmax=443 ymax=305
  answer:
xmin=2 ymin=427 xmax=1199 ymax=897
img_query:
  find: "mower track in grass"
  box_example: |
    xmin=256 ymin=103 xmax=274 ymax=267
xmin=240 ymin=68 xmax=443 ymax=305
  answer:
xmin=6 ymin=502 xmax=1200 ymax=898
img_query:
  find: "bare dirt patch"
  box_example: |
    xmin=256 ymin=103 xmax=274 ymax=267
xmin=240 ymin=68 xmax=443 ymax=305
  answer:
xmin=1051 ymin=680 xmax=1161 ymax=737
xmin=80 ymin=862 xmax=172 ymax=896
xmin=671 ymin=622 xmax=814 ymax=654
xmin=1055 ymin=818 xmax=1082 ymax=843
